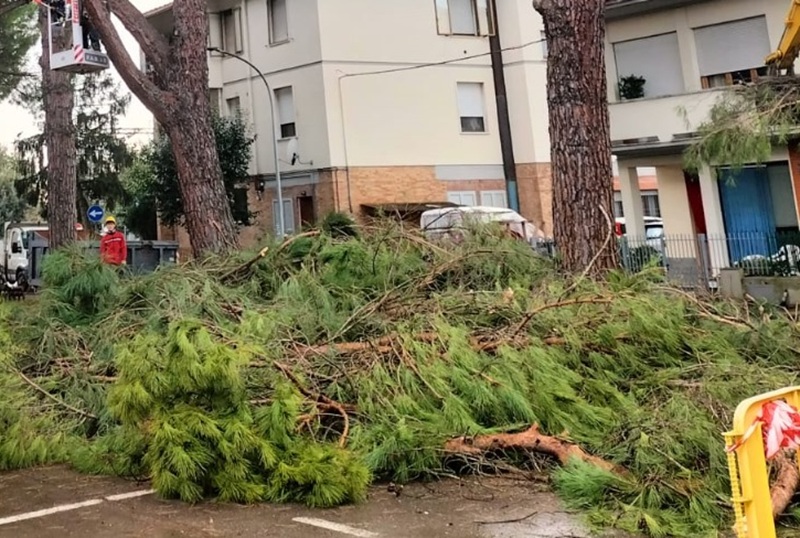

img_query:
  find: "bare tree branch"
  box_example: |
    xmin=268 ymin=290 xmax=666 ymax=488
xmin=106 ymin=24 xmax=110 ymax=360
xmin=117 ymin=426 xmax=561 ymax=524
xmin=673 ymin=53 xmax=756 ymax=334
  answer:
xmin=0 ymin=0 xmax=28 ymax=17
xmin=106 ymin=0 xmax=170 ymax=80
xmin=82 ymin=0 xmax=172 ymax=125
xmin=0 ymin=68 xmax=35 ymax=78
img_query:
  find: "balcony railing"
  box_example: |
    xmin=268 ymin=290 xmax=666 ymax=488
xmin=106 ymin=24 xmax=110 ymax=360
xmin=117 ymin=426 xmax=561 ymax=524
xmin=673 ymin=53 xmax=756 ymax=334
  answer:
xmin=609 ymin=88 xmax=725 ymax=150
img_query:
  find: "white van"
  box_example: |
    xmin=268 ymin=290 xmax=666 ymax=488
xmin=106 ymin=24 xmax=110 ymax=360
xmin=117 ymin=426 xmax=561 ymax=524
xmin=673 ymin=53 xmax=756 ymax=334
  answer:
xmin=420 ymin=206 xmax=543 ymax=243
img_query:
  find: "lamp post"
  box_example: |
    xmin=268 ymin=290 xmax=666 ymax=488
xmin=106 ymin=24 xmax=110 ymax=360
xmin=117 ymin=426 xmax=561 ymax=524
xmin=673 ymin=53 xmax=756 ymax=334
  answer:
xmin=207 ymin=46 xmax=285 ymax=237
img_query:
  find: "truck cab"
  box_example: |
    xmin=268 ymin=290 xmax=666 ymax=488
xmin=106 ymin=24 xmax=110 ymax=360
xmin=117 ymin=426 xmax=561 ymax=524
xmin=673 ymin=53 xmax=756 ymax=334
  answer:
xmin=1 ymin=222 xmax=48 ymax=287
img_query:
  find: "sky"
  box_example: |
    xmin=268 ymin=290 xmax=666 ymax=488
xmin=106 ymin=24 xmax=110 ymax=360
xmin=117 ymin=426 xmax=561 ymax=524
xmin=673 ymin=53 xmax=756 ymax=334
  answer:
xmin=0 ymin=0 xmax=169 ymax=150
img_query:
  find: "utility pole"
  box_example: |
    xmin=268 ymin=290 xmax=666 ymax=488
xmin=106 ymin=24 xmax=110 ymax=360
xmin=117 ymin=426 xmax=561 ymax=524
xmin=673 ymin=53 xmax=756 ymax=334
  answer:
xmin=488 ymin=0 xmax=520 ymax=212
xmin=207 ymin=46 xmax=286 ymax=238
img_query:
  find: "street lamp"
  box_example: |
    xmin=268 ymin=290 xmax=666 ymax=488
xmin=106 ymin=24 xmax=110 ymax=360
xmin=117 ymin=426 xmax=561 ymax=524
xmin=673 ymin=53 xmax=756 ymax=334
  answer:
xmin=207 ymin=46 xmax=285 ymax=238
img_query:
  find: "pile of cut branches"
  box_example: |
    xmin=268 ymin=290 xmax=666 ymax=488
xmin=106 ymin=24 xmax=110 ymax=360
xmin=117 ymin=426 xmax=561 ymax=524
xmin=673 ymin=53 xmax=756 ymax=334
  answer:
xmin=6 ymin=222 xmax=800 ymax=537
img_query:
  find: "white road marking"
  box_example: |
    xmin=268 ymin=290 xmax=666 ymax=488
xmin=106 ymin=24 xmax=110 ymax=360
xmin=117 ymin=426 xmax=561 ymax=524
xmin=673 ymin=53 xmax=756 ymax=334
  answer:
xmin=105 ymin=489 xmax=155 ymax=501
xmin=292 ymin=517 xmax=380 ymax=537
xmin=0 ymin=499 xmax=104 ymax=526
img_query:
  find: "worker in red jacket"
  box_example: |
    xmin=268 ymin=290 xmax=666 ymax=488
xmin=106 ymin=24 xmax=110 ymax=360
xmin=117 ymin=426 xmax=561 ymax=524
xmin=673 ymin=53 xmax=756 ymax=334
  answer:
xmin=99 ymin=216 xmax=127 ymax=266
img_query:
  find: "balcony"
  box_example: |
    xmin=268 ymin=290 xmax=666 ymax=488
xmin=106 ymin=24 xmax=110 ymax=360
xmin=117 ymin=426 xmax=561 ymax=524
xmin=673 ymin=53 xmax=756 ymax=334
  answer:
xmin=609 ymin=88 xmax=726 ymax=157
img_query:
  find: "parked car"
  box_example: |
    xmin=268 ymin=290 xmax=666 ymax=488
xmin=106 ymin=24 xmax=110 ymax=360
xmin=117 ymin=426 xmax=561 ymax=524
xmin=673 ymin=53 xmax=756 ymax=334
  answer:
xmin=420 ymin=206 xmax=543 ymax=244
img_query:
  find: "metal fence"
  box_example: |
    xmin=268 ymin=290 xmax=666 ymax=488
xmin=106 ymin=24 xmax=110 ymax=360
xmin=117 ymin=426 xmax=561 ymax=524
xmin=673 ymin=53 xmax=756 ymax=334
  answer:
xmin=532 ymin=231 xmax=800 ymax=290
xmin=28 ymin=238 xmax=180 ymax=287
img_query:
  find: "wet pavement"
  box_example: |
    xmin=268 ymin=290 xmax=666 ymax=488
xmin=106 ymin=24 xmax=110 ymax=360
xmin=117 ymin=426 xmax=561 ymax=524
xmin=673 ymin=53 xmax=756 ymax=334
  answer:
xmin=0 ymin=466 xmax=631 ymax=538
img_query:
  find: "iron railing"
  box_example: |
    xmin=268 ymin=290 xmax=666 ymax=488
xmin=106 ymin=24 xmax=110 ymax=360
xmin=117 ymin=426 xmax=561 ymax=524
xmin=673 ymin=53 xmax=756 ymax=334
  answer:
xmin=531 ymin=231 xmax=800 ymax=289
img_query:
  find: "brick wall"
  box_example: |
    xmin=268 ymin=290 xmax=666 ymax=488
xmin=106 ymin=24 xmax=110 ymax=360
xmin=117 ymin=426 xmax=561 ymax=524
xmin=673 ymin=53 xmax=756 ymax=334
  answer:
xmin=159 ymin=162 xmax=554 ymax=257
xmin=517 ymin=163 xmax=553 ymax=235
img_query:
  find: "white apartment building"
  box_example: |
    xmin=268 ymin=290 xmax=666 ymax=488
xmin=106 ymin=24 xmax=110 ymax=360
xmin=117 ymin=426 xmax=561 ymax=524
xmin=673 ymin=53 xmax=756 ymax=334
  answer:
xmin=606 ymin=0 xmax=800 ymax=278
xmin=144 ymin=0 xmax=553 ymax=248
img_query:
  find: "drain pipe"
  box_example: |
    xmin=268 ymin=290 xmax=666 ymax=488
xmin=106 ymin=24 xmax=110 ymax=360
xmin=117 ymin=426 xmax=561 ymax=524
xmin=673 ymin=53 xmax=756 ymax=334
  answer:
xmin=488 ymin=0 xmax=520 ymax=212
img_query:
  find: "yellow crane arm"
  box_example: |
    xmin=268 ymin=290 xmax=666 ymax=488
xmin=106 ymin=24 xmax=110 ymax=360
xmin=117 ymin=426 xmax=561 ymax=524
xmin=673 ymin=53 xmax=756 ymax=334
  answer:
xmin=766 ymin=0 xmax=800 ymax=70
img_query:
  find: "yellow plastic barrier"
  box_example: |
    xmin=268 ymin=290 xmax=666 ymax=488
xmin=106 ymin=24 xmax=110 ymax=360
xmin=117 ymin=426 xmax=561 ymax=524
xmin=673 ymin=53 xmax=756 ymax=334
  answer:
xmin=724 ymin=386 xmax=800 ymax=538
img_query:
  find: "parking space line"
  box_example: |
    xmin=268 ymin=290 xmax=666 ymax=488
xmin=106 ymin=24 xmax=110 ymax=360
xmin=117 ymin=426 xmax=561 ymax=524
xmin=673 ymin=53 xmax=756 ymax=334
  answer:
xmin=292 ymin=517 xmax=380 ymax=537
xmin=0 ymin=489 xmax=155 ymax=527
xmin=0 ymin=499 xmax=104 ymax=526
xmin=105 ymin=489 xmax=155 ymax=501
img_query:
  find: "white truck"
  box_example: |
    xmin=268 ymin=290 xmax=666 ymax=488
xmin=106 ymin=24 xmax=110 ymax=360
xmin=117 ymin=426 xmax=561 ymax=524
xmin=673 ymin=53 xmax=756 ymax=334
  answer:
xmin=0 ymin=222 xmax=48 ymax=292
xmin=420 ymin=206 xmax=543 ymax=243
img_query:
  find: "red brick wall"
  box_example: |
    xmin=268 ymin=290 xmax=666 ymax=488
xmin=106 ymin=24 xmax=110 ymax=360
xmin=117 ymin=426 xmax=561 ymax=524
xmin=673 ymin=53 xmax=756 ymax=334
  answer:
xmin=158 ymin=163 xmax=554 ymax=257
xmin=517 ymin=163 xmax=553 ymax=235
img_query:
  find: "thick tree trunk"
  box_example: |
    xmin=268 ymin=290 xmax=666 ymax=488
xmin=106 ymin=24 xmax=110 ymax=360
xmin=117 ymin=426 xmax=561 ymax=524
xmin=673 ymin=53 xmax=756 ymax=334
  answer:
xmin=39 ymin=7 xmax=77 ymax=249
xmin=164 ymin=0 xmax=237 ymax=255
xmin=82 ymin=0 xmax=239 ymax=257
xmin=534 ymin=0 xmax=617 ymax=275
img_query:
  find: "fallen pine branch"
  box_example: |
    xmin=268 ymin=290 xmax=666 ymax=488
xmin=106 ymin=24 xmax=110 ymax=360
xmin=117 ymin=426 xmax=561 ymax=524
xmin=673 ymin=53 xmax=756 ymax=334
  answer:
xmin=771 ymin=449 xmax=800 ymax=519
xmin=273 ymin=361 xmax=353 ymax=447
xmin=444 ymin=424 xmax=623 ymax=475
xmin=9 ymin=365 xmax=97 ymax=419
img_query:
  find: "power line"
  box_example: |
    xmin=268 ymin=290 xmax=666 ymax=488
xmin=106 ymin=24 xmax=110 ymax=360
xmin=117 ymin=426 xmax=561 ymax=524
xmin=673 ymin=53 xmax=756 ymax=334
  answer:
xmin=339 ymin=38 xmax=545 ymax=79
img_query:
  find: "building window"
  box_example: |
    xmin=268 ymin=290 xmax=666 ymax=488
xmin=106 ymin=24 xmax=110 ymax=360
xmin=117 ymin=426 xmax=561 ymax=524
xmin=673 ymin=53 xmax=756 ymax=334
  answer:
xmin=641 ymin=192 xmax=661 ymax=218
xmin=274 ymin=86 xmax=296 ymax=138
xmin=273 ymin=198 xmax=295 ymax=235
xmin=480 ymin=190 xmax=507 ymax=208
xmin=209 ymin=89 xmax=222 ymax=115
xmin=695 ymin=17 xmax=770 ymax=88
xmin=614 ymin=200 xmax=624 ymax=219
xmin=232 ymin=187 xmax=250 ymax=224
xmin=220 ymin=9 xmax=243 ymax=53
xmin=613 ymin=32 xmax=684 ymax=99
xmin=457 ymin=82 xmax=485 ymax=133
xmin=447 ymin=191 xmax=477 ymax=206
xmin=434 ymin=0 xmax=494 ymax=37
xmin=226 ymin=96 xmax=241 ymax=117
xmin=268 ymin=0 xmax=289 ymax=44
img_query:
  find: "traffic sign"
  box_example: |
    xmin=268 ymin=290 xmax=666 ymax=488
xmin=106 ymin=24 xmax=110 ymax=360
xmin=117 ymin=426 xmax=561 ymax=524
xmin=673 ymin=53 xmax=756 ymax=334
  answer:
xmin=87 ymin=205 xmax=104 ymax=223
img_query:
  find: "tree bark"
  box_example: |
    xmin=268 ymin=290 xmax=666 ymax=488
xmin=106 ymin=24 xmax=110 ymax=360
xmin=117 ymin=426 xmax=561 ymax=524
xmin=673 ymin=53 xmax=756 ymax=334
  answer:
xmin=534 ymin=0 xmax=618 ymax=275
xmin=83 ymin=0 xmax=238 ymax=256
xmin=771 ymin=450 xmax=800 ymax=519
xmin=38 ymin=6 xmax=77 ymax=249
xmin=444 ymin=424 xmax=625 ymax=475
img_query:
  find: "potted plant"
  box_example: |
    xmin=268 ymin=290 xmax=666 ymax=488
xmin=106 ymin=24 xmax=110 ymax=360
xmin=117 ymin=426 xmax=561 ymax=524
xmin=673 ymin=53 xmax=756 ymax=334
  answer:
xmin=618 ymin=74 xmax=646 ymax=100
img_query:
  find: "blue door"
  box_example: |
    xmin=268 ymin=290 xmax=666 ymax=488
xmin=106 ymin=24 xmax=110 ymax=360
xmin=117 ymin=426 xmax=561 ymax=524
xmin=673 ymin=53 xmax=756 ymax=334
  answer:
xmin=718 ymin=167 xmax=776 ymax=262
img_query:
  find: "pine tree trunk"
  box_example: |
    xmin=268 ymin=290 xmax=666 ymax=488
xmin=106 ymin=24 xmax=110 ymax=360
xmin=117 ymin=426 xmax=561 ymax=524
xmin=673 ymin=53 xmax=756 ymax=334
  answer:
xmin=162 ymin=0 xmax=238 ymax=255
xmin=534 ymin=0 xmax=617 ymax=275
xmin=82 ymin=0 xmax=239 ymax=257
xmin=39 ymin=7 xmax=77 ymax=250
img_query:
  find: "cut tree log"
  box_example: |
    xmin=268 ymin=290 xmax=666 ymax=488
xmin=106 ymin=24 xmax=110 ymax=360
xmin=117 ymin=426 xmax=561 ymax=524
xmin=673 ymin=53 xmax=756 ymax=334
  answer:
xmin=444 ymin=424 xmax=623 ymax=475
xmin=771 ymin=449 xmax=800 ymax=519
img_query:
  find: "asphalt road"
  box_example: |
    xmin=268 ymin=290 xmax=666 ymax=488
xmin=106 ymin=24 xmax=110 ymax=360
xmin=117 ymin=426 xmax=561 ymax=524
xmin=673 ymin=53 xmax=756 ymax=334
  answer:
xmin=0 ymin=466 xmax=626 ymax=538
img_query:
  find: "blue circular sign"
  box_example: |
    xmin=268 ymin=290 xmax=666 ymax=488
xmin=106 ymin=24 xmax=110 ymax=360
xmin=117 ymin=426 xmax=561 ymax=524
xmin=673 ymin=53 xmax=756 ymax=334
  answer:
xmin=87 ymin=205 xmax=104 ymax=223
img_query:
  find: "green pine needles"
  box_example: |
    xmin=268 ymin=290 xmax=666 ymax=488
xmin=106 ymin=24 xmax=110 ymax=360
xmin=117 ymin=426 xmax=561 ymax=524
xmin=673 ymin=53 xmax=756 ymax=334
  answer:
xmin=7 ymin=223 xmax=800 ymax=536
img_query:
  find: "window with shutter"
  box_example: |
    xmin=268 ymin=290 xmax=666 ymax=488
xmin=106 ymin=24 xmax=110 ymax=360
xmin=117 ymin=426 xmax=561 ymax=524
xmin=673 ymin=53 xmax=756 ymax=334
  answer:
xmin=275 ymin=87 xmax=296 ymax=138
xmin=457 ymin=82 xmax=486 ymax=133
xmin=695 ymin=17 xmax=770 ymax=87
xmin=480 ymin=190 xmax=508 ymax=208
xmin=613 ymin=32 xmax=684 ymax=98
xmin=268 ymin=0 xmax=289 ymax=44
xmin=273 ymin=199 xmax=295 ymax=235
xmin=434 ymin=0 xmax=493 ymax=36
xmin=447 ymin=191 xmax=478 ymax=206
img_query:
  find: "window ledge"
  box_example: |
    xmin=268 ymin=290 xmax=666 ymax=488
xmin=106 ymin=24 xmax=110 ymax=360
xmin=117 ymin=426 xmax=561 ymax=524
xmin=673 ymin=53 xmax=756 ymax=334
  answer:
xmin=268 ymin=38 xmax=291 ymax=48
xmin=278 ymin=136 xmax=298 ymax=142
xmin=460 ymin=131 xmax=490 ymax=136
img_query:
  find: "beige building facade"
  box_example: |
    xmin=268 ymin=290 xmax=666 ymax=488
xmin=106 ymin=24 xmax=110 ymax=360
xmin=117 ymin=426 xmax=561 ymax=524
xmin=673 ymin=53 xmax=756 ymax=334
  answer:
xmin=607 ymin=0 xmax=800 ymax=278
xmin=145 ymin=0 xmax=553 ymax=252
